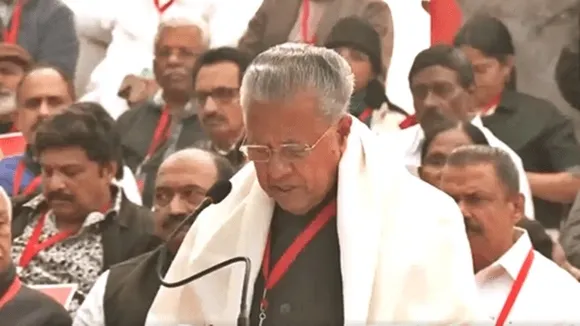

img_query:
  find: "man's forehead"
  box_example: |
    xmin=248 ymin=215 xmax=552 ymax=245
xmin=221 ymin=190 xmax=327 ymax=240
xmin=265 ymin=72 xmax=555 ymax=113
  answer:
xmin=441 ymin=164 xmax=497 ymax=186
xmin=195 ymin=62 xmax=240 ymax=88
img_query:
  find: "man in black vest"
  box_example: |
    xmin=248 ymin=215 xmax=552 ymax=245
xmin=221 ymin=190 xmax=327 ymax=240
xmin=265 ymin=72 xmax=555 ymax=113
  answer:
xmin=73 ymin=148 xmax=235 ymax=326
xmin=0 ymin=187 xmax=71 ymax=325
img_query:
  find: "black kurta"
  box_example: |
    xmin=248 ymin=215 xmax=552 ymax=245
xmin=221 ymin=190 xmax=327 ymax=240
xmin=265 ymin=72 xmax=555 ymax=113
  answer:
xmin=249 ymin=192 xmax=344 ymax=326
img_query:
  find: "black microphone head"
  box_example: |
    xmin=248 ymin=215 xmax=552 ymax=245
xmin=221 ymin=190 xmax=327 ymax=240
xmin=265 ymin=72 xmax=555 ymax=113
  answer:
xmin=207 ymin=180 xmax=232 ymax=204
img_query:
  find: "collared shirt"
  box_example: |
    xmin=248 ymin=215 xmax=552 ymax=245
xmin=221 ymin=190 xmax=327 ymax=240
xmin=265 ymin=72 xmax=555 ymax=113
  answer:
xmin=381 ymin=116 xmax=535 ymax=219
xmin=475 ymin=228 xmax=580 ymax=324
xmin=11 ymin=189 xmax=123 ymax=316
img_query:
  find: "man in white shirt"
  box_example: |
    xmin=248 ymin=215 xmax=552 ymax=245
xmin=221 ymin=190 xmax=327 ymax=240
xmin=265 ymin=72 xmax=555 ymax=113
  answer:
xmin=382 ymin=44 xmax=534 ymax=219
xmin=439 ymin=145 xmax=580 ymax=324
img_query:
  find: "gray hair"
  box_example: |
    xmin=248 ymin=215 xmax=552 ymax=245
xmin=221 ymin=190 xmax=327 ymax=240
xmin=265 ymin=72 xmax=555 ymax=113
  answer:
xmin=155 ymin=14 xmax=210 ymax=48
xmin=445 ymin=145 xmax=520 ymax=195
xmin=0 ymin=187 xmax=11 ymax=221
xmin=240 ymin=43 xmax=354 ymax=122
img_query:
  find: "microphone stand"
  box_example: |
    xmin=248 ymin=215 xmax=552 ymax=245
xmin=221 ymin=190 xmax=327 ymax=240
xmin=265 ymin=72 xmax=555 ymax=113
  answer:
xmin=156 ymin=197 xmax=252 ymax=326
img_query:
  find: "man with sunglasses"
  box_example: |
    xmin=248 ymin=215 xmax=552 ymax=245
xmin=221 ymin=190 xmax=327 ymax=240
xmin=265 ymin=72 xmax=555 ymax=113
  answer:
xmin=191 ymin=47 xmax=251 ymax=171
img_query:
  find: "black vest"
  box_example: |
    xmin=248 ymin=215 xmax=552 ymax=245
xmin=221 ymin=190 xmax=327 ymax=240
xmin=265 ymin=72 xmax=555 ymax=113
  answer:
xmin=103 ymin=247 xmax=171 ymax=326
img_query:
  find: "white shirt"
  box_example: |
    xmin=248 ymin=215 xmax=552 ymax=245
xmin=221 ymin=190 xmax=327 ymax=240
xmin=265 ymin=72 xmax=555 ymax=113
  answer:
xmin=381 ymin=116 xmax=535 ymax=219
xmin=476 ymin=229 xmax=580 ymax=324
xmin=118 ymin=166 xmax=142 ymax=205
xmin=80 ymin=0 xmax=261 ymax=119
xmin=72 ymin=270 xmax=109 ymax=326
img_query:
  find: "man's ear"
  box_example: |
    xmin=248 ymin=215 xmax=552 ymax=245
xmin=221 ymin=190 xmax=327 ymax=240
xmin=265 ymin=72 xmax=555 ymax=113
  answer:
xmin=101 ymin=161 xmax=119 ymax=182
xmin=337 ymin=115 xmax=352 ymax=154
xmin=510 ymin=193 xmax=525 ymax=223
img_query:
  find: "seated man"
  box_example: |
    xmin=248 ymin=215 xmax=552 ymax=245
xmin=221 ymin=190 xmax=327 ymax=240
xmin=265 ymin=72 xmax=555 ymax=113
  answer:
xmin=191 ymin=47 xmax=251 ymax=170
xmin=0 ymin=188 xmax=71 ymax=326
xmin=146 ymin=44 xmax=478 ymax=325
xmin=73 ymin=148 xmax=235 ymax=326
xmin=116 ymin=16 xmax=210 ymax=207
xmin=0 ymin=65 xmax=141 ymax=204
xmin=10 ymin=104 xmax=158 ymax=315
xmin=0 ymin=43 xmax=31 ymax=134
xmin=383 ymin=44 xmax=535 ymax=219
xmin=439 ymin=145 xmax=580 ymax=323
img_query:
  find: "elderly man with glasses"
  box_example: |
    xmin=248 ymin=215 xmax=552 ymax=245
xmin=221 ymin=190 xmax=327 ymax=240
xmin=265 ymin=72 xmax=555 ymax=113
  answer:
xmin=146 ymin=43 xmax=480 ymax=325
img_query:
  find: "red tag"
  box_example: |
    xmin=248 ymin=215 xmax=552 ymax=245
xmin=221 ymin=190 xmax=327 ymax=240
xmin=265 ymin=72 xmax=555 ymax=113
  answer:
xmin=0 ymin=278 xmax=21 ymax=309
xmin=357 ymin=107 xmax=374 ymax=123
xmin=398 ymin=114 xmax=418 ymax=129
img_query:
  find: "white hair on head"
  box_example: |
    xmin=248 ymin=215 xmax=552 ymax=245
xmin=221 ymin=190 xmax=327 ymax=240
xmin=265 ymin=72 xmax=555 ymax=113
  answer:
xmin=155 ymin=13 xmax=210 ymax=47
xmin=0 ymin=187 xmax=11 ymax=221
xmin=240 ymin=43 xmax=354 ymax=122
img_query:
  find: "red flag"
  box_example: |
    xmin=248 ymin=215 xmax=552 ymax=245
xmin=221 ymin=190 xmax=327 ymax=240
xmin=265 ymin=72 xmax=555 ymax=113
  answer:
xmin=430 ymin=0 xmax=463 ymax=45
xmin=0 ymin=132 xmax=26 ymax=158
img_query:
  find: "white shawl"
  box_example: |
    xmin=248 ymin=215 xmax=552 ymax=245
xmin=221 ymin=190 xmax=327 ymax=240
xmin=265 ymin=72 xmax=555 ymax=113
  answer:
xmin=145 ymin=119 xmax=479 ymax=325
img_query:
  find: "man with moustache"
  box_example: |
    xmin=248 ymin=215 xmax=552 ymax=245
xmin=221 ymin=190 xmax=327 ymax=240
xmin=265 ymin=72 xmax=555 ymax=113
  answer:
xmin=73 ymin=148 xmax=235 ymax=326
xmin=382 ymin=44 xmax=535 ymax=219
xmin=439 ymin=145 xmax=580 ymax=323
xmin=0 ymin=65 xmax=142 ymax=204
xmin=192 ymin=47 xmax=250 ymax=170
xmin=0 ymin=43 xmax=31 ymax=134
xmin=10 ymin=105 xmax=157 ymax=316
xmin=116 ymin=16 xmax=210 ymax=207
xmin=0 ymin=187 xmax=72 ymax=326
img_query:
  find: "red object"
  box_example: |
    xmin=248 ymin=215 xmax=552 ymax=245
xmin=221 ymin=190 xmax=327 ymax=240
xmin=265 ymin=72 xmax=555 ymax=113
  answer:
xmin=18 ymin=212 xmax=76 ymax=268
xmin=3 ymin=0 xmax=23 ymax=44
xmin=430 ymin=0 xmax=463 ymax=45
xmin=495 ymin=249 xmax=534 ymax=326
xmin=136 ymin=107 xmax=171 ymax=193
xmin=398 ymin=114 xmax=418 ymax=129
xmin=0 ymin=278 xmax=21 ymax=309
xmin=300 ymin=0 xmax=317 ymax=44
xmin=153 ymin=0 xmax=175 ymax=14
xmin=357 ymin=107 xmax=374 ymax=123
xmin=259 ymin=200 xmax=337 ymax=309
xmin=481 ymin=93 xmax=502 ymax=114
xmin=0 ymin=132 xmax=26 ymax=157
xmin=12 ymin=160 xmax=41 ymax=196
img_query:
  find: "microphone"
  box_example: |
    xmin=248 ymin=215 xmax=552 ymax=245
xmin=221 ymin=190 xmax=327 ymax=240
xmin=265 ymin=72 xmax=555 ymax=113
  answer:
xmin=155 ymin=180 xmax=252 ymax=326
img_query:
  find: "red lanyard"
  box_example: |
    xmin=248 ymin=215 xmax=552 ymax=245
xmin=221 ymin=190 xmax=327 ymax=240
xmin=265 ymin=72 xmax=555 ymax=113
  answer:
xmin=358 ymin=107 xmax=374 ymax=123
xmin=398 ymin=114 xmax=417 ymax=129
xmin=3 ymin=0 xmax=24 ymax=44
xmin=18 ymin=212 xmax=76 ymax=268
xmin=0 ymin=278 xmax=21 ymax=309
xmin=259 ymin=199 xmax=337 ymax=310
xmin=153 ymin=0 xmax=175 ymax=15
xmin=300 ymin=0 xmax=316 ymax=44
xmin=145 ymin=106 xmax=171 ymax=161
xmin=495 ymin=249 xmax=534 ymax=326
xmin=481 ymin=93 xmax=502 ymax=114
xmin=12 ymin=160 xmax=41 ymax=197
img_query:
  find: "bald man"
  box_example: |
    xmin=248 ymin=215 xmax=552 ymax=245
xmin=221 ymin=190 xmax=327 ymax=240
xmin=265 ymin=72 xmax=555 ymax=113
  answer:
xmin=0 ymin=188 xmax=71 ymax=325
xmin=74 ymin=148 xmax=235 ymax=326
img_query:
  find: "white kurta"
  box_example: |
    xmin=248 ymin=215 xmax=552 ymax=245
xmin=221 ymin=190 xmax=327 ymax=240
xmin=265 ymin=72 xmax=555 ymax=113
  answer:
xmin=145 ymin=118 xmax=479 ymax=325
xmin=476 ymin=228 xmax=580 ymax=324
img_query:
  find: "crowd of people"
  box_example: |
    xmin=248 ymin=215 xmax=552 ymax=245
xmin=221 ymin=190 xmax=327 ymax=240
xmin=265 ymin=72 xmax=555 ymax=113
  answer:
xmin=0 ymin=0 xmax=578 ymax=325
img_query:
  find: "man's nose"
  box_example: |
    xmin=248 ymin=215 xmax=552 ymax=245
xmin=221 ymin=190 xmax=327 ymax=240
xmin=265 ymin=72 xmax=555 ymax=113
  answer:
xmin=423 ymin=91 xmax=439 ymax=108
xmin=44 ymin=173 xmax=66 ymax=192
xmin=168 ymin=194 xmax=190 ymax=215
xmin=38 ymin=101 xmax=51 ymax=117
xmin=267 ymin=154 xmax=293 ymax=181
xmin=203 ymin=97 xmax=218 ymax=114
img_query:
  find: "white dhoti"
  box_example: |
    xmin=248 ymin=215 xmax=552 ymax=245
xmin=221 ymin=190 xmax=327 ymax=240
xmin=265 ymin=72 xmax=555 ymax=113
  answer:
xmin=145 ymin=119 xmax=479 ymax=325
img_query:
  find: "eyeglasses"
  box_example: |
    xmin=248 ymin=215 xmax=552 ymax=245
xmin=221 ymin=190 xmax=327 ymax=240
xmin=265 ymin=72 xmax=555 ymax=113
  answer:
xmin=239 ymin=127 xmax=333 ymax=163
xmin=193 ymin=87 xmax=239 ymax=106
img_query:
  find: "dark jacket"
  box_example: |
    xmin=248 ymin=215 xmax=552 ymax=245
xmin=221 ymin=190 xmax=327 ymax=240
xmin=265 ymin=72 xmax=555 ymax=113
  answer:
xmin=0 ymin=264 xmax=72 ymax=326
xmin=116 ymin=100 xmax=207 ymax=207
xmin=103 ymin=247 xmax=168 ymax=326
xmin=2 ymin=0 xmax=79 ymax=78
xmin=11 ymin=192 xmax=159 ymax=271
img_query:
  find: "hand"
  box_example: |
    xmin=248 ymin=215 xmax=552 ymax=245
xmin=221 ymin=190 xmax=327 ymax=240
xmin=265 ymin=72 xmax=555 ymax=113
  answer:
xmin=117 ymin=74 xmax=160 ymax=107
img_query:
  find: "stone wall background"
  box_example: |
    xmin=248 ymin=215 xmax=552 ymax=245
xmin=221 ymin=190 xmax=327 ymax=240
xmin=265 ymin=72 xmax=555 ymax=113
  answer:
xmin=459 ymin=0 xmax=580 ymax=130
